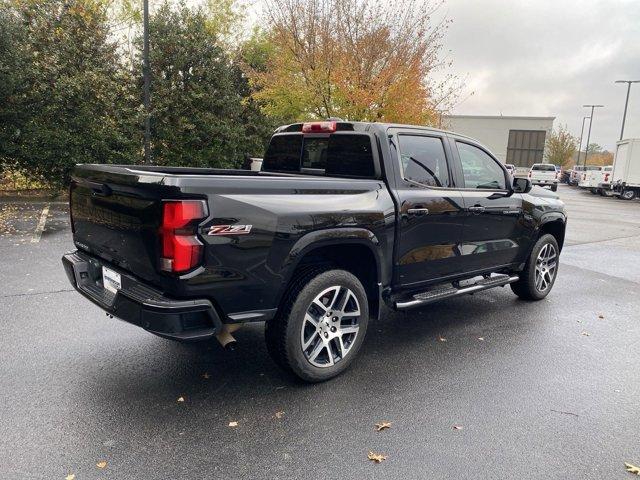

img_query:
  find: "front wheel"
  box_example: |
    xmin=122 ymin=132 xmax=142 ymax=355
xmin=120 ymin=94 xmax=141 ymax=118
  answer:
xmin=511 ymin=234 xmax=559 ymax=300
xmin=265 ymin=268 xmax=369 ymax=382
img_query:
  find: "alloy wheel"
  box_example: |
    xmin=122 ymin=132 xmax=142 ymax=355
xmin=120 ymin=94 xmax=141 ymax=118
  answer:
xmin=534 ymin=243 xmax=557 ymax=293
xmin=300 ymin=285 xmax=361 ymax=368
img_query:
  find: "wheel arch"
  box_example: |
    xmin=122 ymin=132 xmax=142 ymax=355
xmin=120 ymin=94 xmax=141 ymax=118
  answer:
xmin=537 ymin=216 xmax=566 ymax=251
xmin=278 ymin=228 xmax=384 ymax=321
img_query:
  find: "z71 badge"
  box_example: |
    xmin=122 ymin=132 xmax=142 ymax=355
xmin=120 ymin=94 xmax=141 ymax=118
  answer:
xmin=207 ymin=225 xmax=253 ymax=236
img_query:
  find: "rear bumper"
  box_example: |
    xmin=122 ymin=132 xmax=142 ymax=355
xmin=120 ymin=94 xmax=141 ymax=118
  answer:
xmin=62 ymin=250 xmax=223 ymax=341
xmin=531 ymin=179 xmax=558 ymax=186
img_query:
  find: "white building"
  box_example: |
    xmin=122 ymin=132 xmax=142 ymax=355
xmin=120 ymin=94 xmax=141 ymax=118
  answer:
xmin=442 ymin=115 xmax=555 ymax=167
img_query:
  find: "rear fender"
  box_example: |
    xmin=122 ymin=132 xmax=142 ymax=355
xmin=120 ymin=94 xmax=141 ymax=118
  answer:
xmin=277 ymin=228 xmax=384 ymax=318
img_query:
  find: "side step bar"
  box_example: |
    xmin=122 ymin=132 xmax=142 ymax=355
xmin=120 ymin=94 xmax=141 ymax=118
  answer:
xmin=394 ymin=274 xmax=520 ymax=310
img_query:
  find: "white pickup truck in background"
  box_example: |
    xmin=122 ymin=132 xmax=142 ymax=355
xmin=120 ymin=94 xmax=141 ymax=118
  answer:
xmin=578 ymin=166 xmax=613 ymax=195
xmin=528 ymin=163 xmax=559 ymax=191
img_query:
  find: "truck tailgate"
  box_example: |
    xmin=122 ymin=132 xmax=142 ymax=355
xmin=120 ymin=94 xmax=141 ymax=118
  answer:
xmin=69 ymin=166 xmax=166 ymax=283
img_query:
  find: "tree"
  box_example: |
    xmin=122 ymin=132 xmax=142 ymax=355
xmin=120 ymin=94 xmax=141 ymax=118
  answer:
xmin=586 ymin=143 xmax=603 ymax=154
xmin=1 ymin=0 xmax=140 ymax=188
xmin=137 ymin=2 xmax=273 ymax=168
xmin=545 ymin=125 xmax=576 ymax=168
xmin=248 ymin=0 xmax=458 ymax=124
xmin=586 ymin=151 xmax=613 ymax=166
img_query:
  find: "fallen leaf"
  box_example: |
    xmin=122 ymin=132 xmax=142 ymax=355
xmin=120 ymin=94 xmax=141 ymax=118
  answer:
xmin=202 ymin=372 xmax=210 ymax=379
xmin=375 ymin=421 xmax=392 ymax=431
xmin=65 ymin=475 xmax=75 ymax=480
xmin=275 ymin=411 xmax=285 ymax=419
xmin=368 ymin=451 xmax=387 ymax=463
xmin=228 ymin=421 xmax=238 ymax=427
xmin=96 ymin=461 xmax=107 ymax=469
xmin=437 ymin=335 xmax=447 ymax=342
xmin=581 ymin=331 xmax=590 ymax=336
xmin=452 ymin=425 xmax=463 ymax=430
xmin=598 ymin=314 xmax=604 ymax=319
xmin=177 ymin=396 xmax=185 ymax=402
xmin=625 ymin=463 xmax=640 ymax=475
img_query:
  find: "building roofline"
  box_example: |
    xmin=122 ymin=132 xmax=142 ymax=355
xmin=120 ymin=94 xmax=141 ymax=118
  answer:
xmin=443 ymin=114 xmax=556 ymax=121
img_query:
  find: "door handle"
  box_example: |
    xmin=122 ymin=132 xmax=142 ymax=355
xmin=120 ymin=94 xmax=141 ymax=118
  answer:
xmin=407 ymin=208 xmax=429 ymax=215
xmin=468 ymin=206 xmax=485 ymax=213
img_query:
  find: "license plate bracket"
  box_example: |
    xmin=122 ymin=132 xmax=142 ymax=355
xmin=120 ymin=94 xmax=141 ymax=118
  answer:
xmin=102 ymin=266 xmax=121 ymax=294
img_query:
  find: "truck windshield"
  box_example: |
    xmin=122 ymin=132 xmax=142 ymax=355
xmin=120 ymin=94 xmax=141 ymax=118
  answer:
xmin=263 ymin=134 xmax=376 ymax=178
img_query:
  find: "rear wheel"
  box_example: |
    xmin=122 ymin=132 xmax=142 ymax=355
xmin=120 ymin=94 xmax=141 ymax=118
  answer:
xmin=265 ymin=268 xmax=369 ymax=382
xmin=511 ymin=234 xmax=559 ymax=300
xmin=621 ymin=189 xmax=636 ymax=200
xmin=551 ymin=183 xmax=558 ymax=192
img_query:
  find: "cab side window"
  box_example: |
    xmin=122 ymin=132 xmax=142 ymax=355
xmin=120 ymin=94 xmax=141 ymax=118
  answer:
xmin=456 ymin=142 xmax=506 ymax=190
xmin=398 ymin=135 xmax=450 ymax=188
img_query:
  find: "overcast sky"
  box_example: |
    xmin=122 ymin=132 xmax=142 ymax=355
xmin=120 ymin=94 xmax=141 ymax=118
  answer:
xmin=432 ymin=0 xmax=640 ymax=150
xmin=245 ymin=0 xmax=640 ymax=151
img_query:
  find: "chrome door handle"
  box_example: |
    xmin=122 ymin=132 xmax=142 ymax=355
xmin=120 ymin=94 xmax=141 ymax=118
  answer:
xmin=407 ymin=208 xmax=429 ymax=215
xmin=468 ymin=206 xmax=485 ymax=213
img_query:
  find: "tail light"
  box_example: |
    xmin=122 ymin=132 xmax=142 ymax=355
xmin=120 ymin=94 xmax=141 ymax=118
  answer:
xmin=159 ymin=200 xmax=207 ymax=273
xmin=604 ymin=173 xmax=610 ymax=182
xmin=528 ymin=171 xmax=532 ymax=178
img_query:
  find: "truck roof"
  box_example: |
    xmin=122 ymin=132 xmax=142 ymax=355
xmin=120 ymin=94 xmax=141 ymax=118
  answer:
xmin=274 ymin=121 xmax=476 ymax=142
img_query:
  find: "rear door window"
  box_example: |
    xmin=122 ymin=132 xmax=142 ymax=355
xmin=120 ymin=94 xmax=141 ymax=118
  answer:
xmin=397 ymin=135 xmax=451 ymax=188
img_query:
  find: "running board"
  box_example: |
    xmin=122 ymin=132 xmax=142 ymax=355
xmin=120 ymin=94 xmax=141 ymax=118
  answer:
xmin=394 ymin=274 xmax=519 ymax=310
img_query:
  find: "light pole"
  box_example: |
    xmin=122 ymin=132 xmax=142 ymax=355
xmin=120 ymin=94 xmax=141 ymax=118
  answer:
xmin=577 ymin=115 xmax=590 ymax=166
xmin=582 ymin=104 xmax=604 ymax=166
xmin=615 ymin=80 xmax=640 ymax=141
xmin=143 ymin=0 xmax=151 ymax=164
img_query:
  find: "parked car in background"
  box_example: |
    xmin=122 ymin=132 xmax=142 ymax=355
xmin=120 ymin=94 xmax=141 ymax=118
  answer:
xmin=569 ymin=165 xmax=601 ymax=186
xmin=578 ymin=166 xmax=602 ymax=191
xmin=529 ymin=163 xmax=559 ymax=191
xmin=610 ymin=138 xmax=640 ymax=200
xmin=61 ymin=120 xmax=566 ymax=382
xmin=578 ymin=166 xmax=614 ymax=195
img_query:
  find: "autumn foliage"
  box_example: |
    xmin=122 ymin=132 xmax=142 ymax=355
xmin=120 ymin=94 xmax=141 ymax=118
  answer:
xmin=248 ymin=0 xmax=453 ymax=125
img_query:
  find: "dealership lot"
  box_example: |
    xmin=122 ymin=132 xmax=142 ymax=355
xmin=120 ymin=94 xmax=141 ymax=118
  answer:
xmin=1 ymin=186 xmax=639 ymax=479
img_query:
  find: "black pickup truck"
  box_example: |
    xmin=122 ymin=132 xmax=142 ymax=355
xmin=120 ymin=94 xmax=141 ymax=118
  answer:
xmin=62 ymin=120 xmax=566 ymax=382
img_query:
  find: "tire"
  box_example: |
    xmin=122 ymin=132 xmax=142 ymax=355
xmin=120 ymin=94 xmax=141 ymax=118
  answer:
xmin=621 ymin=189 xmax=636 ymax=200
xmin=589 ymin=188 xmax=597 ymax=195
xmin=551 ymin=184 xmax=558 ymax=192
xmin=511 ymin=234 xmax=560 ymax=301
xmin=265 ymin=268 xmax=369 ymax=382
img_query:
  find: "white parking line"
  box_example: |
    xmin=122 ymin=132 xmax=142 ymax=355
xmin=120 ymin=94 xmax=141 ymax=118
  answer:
xmin=31 ymin=204 xmax=50 ymax=243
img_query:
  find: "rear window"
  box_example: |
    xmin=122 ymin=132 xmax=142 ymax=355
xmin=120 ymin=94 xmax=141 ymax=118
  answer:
xmin=531 ymin=164 xmax=556 ymax=171
xmin=263 ymin=134 xmax=303 ymax=172
xmin=263 ymin=133 xmax=376 ymax=178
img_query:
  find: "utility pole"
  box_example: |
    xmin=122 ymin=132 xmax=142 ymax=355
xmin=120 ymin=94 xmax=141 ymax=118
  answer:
xmin=143 ymin=0 xmax=151 ymax=164
xmin=582 ymin=104 xmax=604 ymax=166
xmin=577 ymin=116 xmax=590 ymax=166
xmin=615 ymin=80 xmax=640 ymax=141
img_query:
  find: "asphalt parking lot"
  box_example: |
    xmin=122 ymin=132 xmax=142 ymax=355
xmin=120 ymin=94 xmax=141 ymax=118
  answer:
xmin=1 ymin=185 xmax=639 ymax=479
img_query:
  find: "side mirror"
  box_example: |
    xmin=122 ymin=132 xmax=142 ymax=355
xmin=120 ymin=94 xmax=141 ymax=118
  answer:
xmin=513 ymin=177 xmax=532 ymax=193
